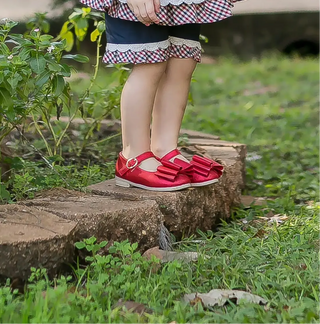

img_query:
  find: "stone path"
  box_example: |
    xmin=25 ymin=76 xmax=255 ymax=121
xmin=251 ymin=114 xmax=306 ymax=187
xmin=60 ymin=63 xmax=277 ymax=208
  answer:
xmin=0 ymin=129 xmax=246 ymax=279
xmin=1 ymin=0 xmax=318 ymax=21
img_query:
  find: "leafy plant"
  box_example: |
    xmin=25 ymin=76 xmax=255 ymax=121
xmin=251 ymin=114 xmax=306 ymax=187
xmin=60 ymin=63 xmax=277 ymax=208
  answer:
xmin=0 ymin=18 xmax=88 ymax=154
xmin=75 ymin=236 xmax=108 ymax=262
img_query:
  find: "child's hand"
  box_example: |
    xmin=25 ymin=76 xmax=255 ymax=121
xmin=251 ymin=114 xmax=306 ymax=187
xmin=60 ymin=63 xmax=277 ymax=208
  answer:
xmin=127 ymin=0 xmax=161 ymax=25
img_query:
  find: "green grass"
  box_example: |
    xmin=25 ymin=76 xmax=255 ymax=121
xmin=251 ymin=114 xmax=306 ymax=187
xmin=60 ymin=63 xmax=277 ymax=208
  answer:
xmin=0 ymin=55 xmax=319 ymax=323
xmin=186 ymin=55 xmax=319 ymax=202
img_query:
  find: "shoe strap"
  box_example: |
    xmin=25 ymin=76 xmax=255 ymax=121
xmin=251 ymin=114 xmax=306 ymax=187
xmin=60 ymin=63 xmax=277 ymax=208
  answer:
xmin=160 ymin=149 xmax=181 ymax=161
xmin=119 ymin=151 xmax=155 ymax=176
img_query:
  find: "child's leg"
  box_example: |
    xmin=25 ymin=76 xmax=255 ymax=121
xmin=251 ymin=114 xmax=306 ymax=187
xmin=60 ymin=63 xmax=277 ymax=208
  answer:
xmin=151 ymin=57 xmax=197 ymax=160
xmin=151 ymin=24 xmax=201 ymax=160
xmin=121 ymin=62 xmax=167 ymax=171
xmin=104 ymin=16 xmax=170 ymax=171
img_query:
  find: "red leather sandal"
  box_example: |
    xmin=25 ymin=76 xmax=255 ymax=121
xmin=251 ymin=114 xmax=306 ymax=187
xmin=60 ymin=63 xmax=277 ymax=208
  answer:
xmin=159 ymin=149 xmax=224 ymax=187
xmin=115 ymin=151 xmax=191 ymax=191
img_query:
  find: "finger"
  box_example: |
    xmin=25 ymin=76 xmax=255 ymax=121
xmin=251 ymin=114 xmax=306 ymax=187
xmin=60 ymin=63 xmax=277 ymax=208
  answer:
xmin=127 ymin=2 xmax=134 ymax=12
xmin=139 ymin=6 xmax=153 ymax=25
xmin=145 ymin=1 xmax=159 ymax=24
xmin=153 ymin=0 xmax=161 ymax=13
xmin=134 ymin=5 xmax=150 ymax=25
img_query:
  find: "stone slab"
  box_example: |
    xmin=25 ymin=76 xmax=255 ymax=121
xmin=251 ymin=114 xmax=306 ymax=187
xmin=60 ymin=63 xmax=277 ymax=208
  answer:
xmin=1 ymin=132 xmax=246 ymax=280
xmin=20 ymin=190 xmax=163 ymax=252
xmin=0 ymin=205 xmax=76 ymax=279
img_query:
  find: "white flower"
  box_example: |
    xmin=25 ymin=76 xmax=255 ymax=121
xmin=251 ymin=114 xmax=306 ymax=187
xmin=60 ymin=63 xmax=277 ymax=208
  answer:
xmin=47 ymin=45 xmax=55 ymax=53
xmin=1 ymin=18 xmax=8 ymax=22
xmin=8 ymin=54 xmax=13 ymax=60
xmin=34 ymin=28 xmax=40 ymax=32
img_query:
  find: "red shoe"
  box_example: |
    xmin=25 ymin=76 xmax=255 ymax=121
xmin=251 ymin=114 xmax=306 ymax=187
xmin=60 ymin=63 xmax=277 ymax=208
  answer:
xmin=159 ymin=149 xmax=224 ymax=187
xmin=115 ymin=151 xmax=191 ymax=191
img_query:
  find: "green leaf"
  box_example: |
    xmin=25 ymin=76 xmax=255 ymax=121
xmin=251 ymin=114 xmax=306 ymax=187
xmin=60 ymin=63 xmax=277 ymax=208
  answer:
xmin=99 ymin=241 xmax=108 ymax=248
xmin=97 ymin=21 xmax=106 ymax=34
xmin=61 ymin=31 xmax=74 ymax=52
xmin=0 ymin=42 xmax=10 ymax=55
xmin=86 ymin=245 xmax=94 ymax=252
xmin=75 ymin=241 xmax=86 ymax=249
xmin=47 ymin=60 xmax=61 ymax=72
xmin=86 ymin=236 xmax=97 ymax=245
xmin=42 ymin=21 xmax=50 ymax=34
xmin=8 ymin=34 xmax=33 ymax=46
xmin=90 ymin=29 xmax=99 ymax=42
xmin=52 ymin=75 xmax=65 ymax=97
xmin=0 ymin=87 xmax=13 ymax=107
xmin=19 ymin=47 xmax=31 ymax=61
xmin=60 ymin=64 xmax=71 ymax=77
xmin=75 ymin=17 xmax=88 ymax=30
xmin=30 ymin=55 xmax=46 ymax=74
xmin=35 ymin=70 xmax=51 ymax=88
xmin=40 ymin=35 xmax=53 ymax=42
xmin=74 ymin=25 xmax=87 ymax=42
xmin=62 ymin=54 xmax=89 ymax=63
xmin=59 ymin=22 xmax=69 ymax=37
xmin=0 ymin=59 xmax=9 ymax=68
xmin=47 ymin=155 xmax=64 ymax=163
xmin=8 ymin=72 xmax=23 ymax=89
xmin=68 ymin=12 xmax=82 ymax=21
xmin=82 ymin=7 xmax=91 ymax=15
xmin=132 ymin=242 xmax=138 ymax=251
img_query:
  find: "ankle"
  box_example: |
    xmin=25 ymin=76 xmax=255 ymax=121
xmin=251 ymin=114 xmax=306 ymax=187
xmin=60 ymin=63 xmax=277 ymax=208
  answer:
xmin=122 ymin=147 xmax=151 ymax=159
xmin=152 ymin=147 xmax=177 ymax=159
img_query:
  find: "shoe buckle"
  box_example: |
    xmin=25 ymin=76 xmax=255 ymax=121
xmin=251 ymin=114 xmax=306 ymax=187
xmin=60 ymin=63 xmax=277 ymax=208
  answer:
xmin=126 ymin=157 xmax=138 ymax=169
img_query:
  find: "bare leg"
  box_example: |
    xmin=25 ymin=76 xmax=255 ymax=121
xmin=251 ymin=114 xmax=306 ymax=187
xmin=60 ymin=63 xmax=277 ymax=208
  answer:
xmin=121 ymin=62 xmax=167 ymax=170
xmin=151 ymin=57 xmax=197 ymax=161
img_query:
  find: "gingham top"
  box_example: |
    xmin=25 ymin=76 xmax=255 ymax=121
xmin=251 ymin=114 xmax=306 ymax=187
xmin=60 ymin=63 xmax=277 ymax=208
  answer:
xmin=80 ymin=0 xmax=242 ymax=26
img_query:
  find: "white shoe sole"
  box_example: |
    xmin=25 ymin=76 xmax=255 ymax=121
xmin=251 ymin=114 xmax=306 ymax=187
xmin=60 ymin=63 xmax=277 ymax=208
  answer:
xmin=191 ymin=179 xmax=219 ymax=187
xmin=115 ymin=176 xmax=191 ymax=192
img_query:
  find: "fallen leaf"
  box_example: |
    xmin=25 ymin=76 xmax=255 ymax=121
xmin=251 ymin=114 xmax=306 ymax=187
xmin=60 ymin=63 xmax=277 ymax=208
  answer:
xmin=246 ymin=153 xmax=263 ymax=161
xmin=253 ymin=229 xmax=267 ymax=238
xmin=256 ymin=213 xmax=289 ymax=226
xmin=306 ymin=201 xmax=320 ymax=209
xmin=184 ymin=289 xmax=267 ymax=307
xmin=296 ymin=264 xmax=308 ymax=270
xmin=189 ymin=293 xmax=205 ymax=309
xmin=267 ymin=214 xmax=289 ymax=225
xmin=240 ymin=195 xmax=268 ymax=208
xmin=266 ymin=211 xmax=275 ymax=218
xmin=114 ymin=300 xmax=152 ymax=315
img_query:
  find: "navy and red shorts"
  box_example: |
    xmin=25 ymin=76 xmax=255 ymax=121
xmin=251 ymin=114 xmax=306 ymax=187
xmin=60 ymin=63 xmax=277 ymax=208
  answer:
xmin=105 ymin=17 xmax=203 ymax=64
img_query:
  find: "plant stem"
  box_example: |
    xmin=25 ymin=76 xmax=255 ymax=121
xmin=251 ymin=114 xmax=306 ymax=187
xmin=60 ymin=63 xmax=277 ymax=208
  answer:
xmin=30 ymin=113 xmax=53 ymax=156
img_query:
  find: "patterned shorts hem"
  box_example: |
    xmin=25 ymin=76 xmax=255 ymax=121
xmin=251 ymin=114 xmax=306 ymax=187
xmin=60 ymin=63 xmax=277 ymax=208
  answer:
xmin=103 ymin=43 xmax=202 ymax=64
